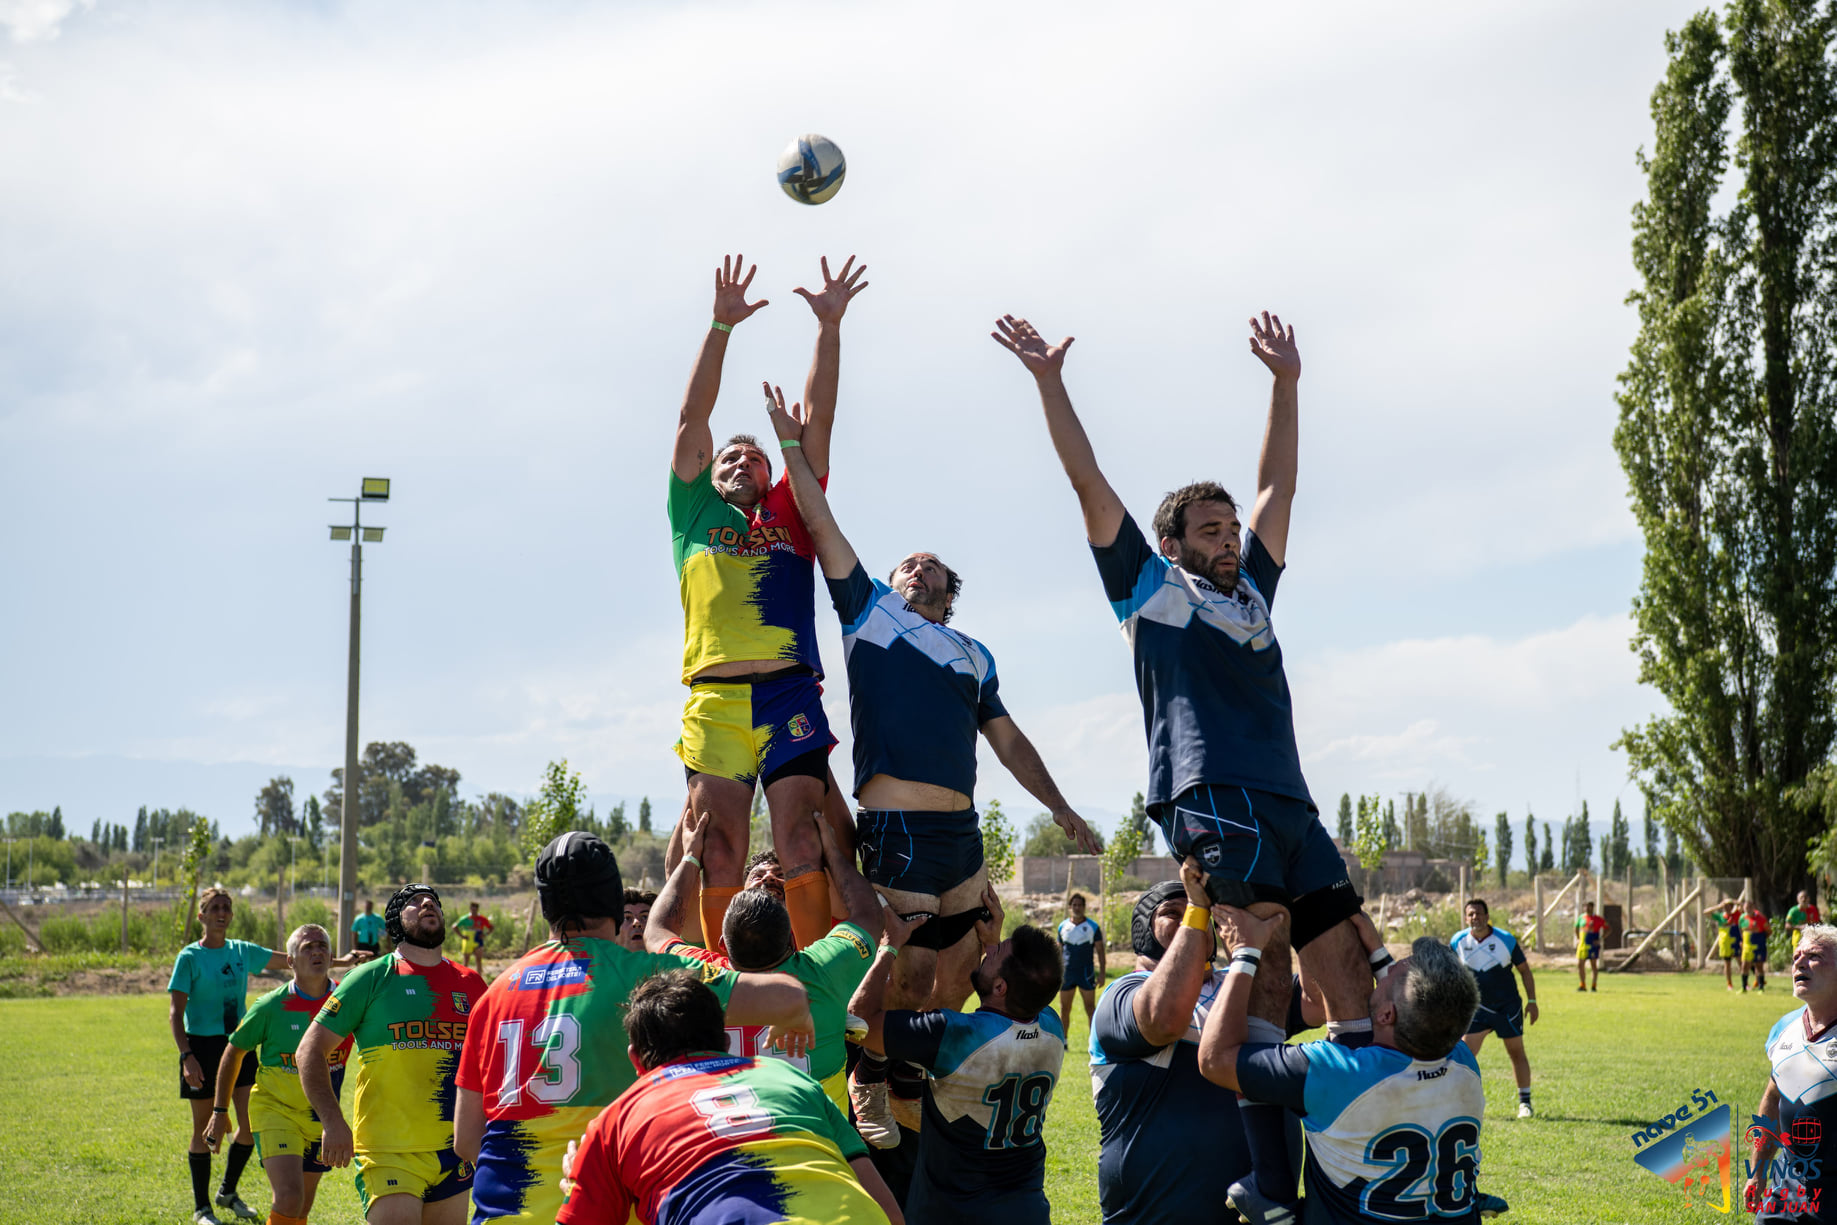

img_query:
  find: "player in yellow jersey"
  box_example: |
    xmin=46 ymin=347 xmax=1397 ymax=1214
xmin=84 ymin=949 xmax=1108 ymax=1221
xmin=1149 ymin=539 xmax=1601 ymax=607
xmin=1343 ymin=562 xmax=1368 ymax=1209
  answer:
xmin=298 ymin=884 xmax=487 ymax=1225
xmin=205 ymin=924 xmax=355 ymax=1225
xmin=668 ymin=251 xmax=867 ymax=953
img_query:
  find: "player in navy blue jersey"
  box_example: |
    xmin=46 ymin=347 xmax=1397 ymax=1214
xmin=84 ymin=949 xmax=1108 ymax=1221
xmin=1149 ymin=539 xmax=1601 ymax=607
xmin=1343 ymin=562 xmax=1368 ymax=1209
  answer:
xmin=1451 ymin=898 xmax=1539 ymax=1119
xmin=1748 ymin=923 xmax=1837 ymax=1219
xmin=1058 ymin=893 xmax=1106 ymax=1042
xmin=996 ymin=311 xmax=1372 ymax=1221
xmin=854 ymin=887 xmax=1067 ymax=1225
xmin=1200 ymin=906 xmax=1504 ymax=1224
xmin=766 ymin=384 xmax=1096 ymax=1141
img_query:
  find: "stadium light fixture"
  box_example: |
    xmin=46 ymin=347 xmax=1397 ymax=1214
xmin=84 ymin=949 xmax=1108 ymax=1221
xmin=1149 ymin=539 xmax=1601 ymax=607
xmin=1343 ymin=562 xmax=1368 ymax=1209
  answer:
xmin=326 ymin=477 xmax=391 ymax=954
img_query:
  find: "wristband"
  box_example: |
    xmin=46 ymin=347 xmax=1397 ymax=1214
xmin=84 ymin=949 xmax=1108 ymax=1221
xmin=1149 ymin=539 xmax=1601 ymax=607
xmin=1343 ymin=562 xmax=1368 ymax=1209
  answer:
xmin=682 ymin=854 xmax=702 ymax=874
xmin=211 ymin=1107 xmax=229 ymax=1114
xmin=779 ymin=439 xmax=801 ymax=450
xmin=1181 ymin=905 xmax=1211 ymax=932
xmin=1232 ymin=946 xmax=1264 ymax=962
xmin=1227 ymin=958 xmax=1260 ymax=977
xmin=710 ymin=320 xmax=732 ymax=333
xmin=1526 ymin=999 xmax=1536 ymax=1005
xmin=880 ymin=944 xmax=898 ymax=960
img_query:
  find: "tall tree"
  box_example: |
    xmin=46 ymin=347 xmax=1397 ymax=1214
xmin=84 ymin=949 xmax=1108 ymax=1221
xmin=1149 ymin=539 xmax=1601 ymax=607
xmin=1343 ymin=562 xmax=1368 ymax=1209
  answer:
xmin=1540 ymin=822 xmax=1555 ymax=873
xmin=1524 ymin=813 xmax=1537 ymax=876
xmin=1644 ymin=800 xmax=1661 ymax=873
xmin=1608 ymin=799 xmax=1633 ymax=876
xmin=1337 ymin=793 xmax=1355 ymax=847
xmin=256 ymin=776 xmax=296 ymax=838
xmin=1617 ymin=2 xmax=1837 ymax=910
xmin=1381 ymin=799 xmax=1400 ymax=852
xmin=1495 ymin=812 xmax=1513 ymax=886
xmin=47 ymin=806 xmax=63 ymax=840
xmin=638 ymin=797 xmax=653 ymax=836
xmin=133 ymin=807 xmax=148 ymax=853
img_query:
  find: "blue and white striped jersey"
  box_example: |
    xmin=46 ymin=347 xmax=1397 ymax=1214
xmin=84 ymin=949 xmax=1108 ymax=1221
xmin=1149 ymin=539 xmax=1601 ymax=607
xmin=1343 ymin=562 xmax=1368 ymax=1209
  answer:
xmin=829 ymin=563 xmax=1006 ymax=799
xmin=1090 ymin=514 xmax=1307 ymax=808
xmin=1238 ymin=1040 xmax=1486 ymax=1224
xmin=885 ymin=1005 xmax=1065 ymax=1223
xmin=1449 ymin=926 xmax=1525 ymax=1012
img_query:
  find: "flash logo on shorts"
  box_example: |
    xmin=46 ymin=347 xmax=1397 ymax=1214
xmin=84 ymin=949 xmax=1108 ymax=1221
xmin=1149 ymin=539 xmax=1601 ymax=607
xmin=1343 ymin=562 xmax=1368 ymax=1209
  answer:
xmin=787 ymin=713 xmax=813 ymax=740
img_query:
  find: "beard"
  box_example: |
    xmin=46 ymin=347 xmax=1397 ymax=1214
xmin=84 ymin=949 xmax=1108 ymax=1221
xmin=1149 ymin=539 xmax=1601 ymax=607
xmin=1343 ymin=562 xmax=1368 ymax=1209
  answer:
xmin=1177 ymin=544 xmax=1239 ymax=592
xmin=401 ymin=918 xmax=447 ymax=950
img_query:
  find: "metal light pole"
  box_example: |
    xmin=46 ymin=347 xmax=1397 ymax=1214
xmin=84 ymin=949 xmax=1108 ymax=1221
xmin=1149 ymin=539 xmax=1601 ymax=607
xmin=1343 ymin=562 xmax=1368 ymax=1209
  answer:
xmin=330 ymin=477 xmax=390 ymax=956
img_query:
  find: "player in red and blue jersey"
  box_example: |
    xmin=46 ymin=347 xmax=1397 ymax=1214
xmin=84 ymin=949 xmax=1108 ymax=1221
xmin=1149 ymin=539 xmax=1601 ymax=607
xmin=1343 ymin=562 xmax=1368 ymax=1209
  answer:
xmin=556 ymin=970 xmax=901 ymax=1225
xmin=1576 ymin=901 xmax=1607 ymax=992
xmin=455 ymin=831 xmax=816 ymax=1225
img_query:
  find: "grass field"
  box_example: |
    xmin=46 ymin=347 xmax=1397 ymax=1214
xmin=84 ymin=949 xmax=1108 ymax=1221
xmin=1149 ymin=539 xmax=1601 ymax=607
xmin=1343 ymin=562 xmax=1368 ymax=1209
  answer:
xmin=0 ymin=971 xmax=1788 ymax=1224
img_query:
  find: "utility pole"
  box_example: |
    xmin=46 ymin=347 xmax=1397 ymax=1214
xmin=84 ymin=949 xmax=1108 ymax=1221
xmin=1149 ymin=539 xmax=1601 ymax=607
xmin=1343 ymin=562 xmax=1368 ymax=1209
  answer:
xmin=329 ymin=477 xmax=390 ymax=956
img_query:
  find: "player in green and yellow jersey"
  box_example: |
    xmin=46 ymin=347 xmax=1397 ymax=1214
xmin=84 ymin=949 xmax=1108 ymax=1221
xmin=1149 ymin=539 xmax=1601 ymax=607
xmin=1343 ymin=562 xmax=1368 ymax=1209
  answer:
xmin=205 ymin=924 xmax=355 ymax=1225
xmin=646 ymin=808 xmax=882 ymax=1112
xmin=451 ymin=830 xmax=816 ymax=1225
xmin=455 ymin=903 xmax=493 ymax=975
xmin=668 ymin=251 xmax=867 ymax=955
xmin=298 ymin=883 xmax=487 ymax=1225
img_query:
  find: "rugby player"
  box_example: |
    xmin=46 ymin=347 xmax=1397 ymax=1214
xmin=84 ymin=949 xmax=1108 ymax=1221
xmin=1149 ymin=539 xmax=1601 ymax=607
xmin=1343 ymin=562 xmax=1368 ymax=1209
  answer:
xmin=453 ymin=830 xmax=816 ymax=1225
xmin=853 ymin=886 xmax=1067 ymax=1224
xmin=616 ymin=889 xmax=656 ymax=953
xmin=1088 ymin=866 xmax=1255 ymax=1225
xmin=555 ymin=970 xmax=902 ymax=1225
xmin=1058 ymin=892 xmax=1106 ymax=1042
xmin=1709 ymin=899 xmax=1742 ymax=990
xmin=456 ymin=903 xmax=493 ymax=975
xmin=645 ymin=809 xmax=882 ymax=1114
xmin=1451 ymin=899 xmax=1538 ymax=1119
xmin=764 ymin=383 xmax=1096 ymax=1133
xmin=298 ymin=883 xmax=486 ymax=1225
xmin=204 ymin=924 xmax=355 ymax=1225
xmin=1745 ymin=923 xmax=1837 ymax=1219
xmin=1745 ymin=902 xmax=1773 ymax=993
xmin=1201 ymin=909 xmax=1505 ymax=1223
xmin=1788 ymin=892 xmax=1821 ymax=953
xmin=996 ymin=311 xmax=1371 ymax=1220
xmin=1575 ymin=900 xmax=1606 ymax=992
xmin=669 ymin=252 xmax=867 ymax=951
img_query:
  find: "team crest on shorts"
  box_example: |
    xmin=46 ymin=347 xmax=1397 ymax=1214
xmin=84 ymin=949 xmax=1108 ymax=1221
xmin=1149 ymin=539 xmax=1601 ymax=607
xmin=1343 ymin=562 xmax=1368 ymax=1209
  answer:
xmin=1201 ymin=841 xmax=1224 ymax=868
xmin=452 ymin=992 xmax=470 ymax=1014
xmin=787 ymin=713 xmax=813 ymax=740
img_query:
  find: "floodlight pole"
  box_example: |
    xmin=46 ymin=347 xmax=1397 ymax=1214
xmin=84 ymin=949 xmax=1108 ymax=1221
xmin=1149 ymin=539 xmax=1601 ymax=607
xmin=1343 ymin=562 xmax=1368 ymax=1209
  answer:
xmin=329 ymin=481 xmax=388 ymax=956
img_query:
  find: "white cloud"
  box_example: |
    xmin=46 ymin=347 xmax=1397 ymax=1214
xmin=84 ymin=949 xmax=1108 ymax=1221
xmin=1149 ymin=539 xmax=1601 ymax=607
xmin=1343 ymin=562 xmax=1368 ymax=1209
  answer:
xmin=0 ymin=0 xmax=90 ymax=44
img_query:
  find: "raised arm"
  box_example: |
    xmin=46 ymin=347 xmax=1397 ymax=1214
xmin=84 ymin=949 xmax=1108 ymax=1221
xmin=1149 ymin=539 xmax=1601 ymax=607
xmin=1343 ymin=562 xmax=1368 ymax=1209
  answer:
xmin=672 ymin=254 xmax=769 ymax=483
xmin=765 ymin=384 xmax=860 ymax=580
xmin=647 ymin=810 xmax=709 ymax=954
xmin=814 ymin=805 xmax=882 ymax=942
xmin=980 ymin=715 xmax=1099 ymax=854
xmin=1195 ymin=905 xmax=1285 ymax=1090
xmin=791 ymin=255 xmax=868 ymax=480
xmin=1133 ymin=861 xmax=1216 ymax=1046
xmin=1243 ymin=312 xmax=1301 ymax=566
xmin=992 ymin=315 xmax=1125 ymax=547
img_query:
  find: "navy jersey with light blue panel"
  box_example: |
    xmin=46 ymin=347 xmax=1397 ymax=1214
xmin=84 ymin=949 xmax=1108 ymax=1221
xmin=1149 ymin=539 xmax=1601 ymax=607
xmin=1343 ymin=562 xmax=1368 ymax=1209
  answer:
xmin=1449 ymin=927 xmax=1525 ymax=1012
xmin=1237 ymin=1039 xmax=1486 ymax=1224
xmin=1059 ymin=918 xmax=1102 ymax=983
xmin=829 ymin=562 xmax=1006 ymax=798
xmin=1089 ymin=968 xmax=1252 ymax=1224
xmin=883 ymin=1005 xmax=1065 ymax=1224
xmin=1092 ymin=513 xmax=1306 ymax=807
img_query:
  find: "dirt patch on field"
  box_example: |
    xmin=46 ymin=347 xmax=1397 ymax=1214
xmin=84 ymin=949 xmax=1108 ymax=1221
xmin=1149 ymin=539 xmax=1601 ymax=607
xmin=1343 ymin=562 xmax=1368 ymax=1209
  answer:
xmin=54 ymin=964 xmax=175 ymax=995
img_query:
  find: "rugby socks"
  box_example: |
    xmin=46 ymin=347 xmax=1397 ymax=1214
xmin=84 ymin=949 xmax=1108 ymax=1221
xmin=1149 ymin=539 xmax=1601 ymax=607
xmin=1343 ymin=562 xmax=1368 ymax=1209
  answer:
xmin=854 ymin=1050 xmax=889 ymax=1085
xmin=1238 ymin=1017 xmax=1301 ymax=1209
xmin=221 ymin=1140 xmax=254 ymax=1196
xmin=187 ymin=1151 xmax=212 ymax=1212
xmin=1742 ymin=970 xmax=1751 ymax=991
xmin=698 ymin=886 xmax=741 ymax=959
xmin=1326 ymin=1018 xmax=1374 ymax=1048
xmin=784 ymin=869 xmax=833 ymax=949
xmin=1518 ymin=1087 xmax=1532 ymax=1109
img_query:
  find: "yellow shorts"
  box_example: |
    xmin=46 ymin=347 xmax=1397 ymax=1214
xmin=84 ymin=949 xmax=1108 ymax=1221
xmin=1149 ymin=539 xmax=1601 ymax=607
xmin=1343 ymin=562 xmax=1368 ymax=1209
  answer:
xmin=1717 ymin=930 xmax=1737 ymax=959
xmin=255 ymin=1124 xmax=329 ymax=1172
xmin=354 ymin=1149 xmax=474 ymax=1211
xmin=675 ymin=672 xmax=831 ymax=785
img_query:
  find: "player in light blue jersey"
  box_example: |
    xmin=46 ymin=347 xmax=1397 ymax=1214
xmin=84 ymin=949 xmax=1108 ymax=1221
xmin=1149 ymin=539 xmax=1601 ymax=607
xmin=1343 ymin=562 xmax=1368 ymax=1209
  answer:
xmin=856 ymin=887 xmax=1067 ymax=1224
xmin=767 ymin=385 xmax=1095 ymax=1140
xmin=1200 ymin=907 xmax=1510 ymax=1223
xmin=1451 ymin=899 xmax=1538 ymax=1120
xmin=1747 ymin=922 xmax=1837 ymax=1220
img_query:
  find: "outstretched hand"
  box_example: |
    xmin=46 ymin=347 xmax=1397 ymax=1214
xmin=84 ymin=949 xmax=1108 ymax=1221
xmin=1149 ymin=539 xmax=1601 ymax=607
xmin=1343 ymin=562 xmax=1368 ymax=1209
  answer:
xmin=713 ymin=253 xmax=769 ymax=327
xmin=682 ymin=810 xmax=711 ymax=861
xmin=1052 ymin=807 xmax=1102 ymax=855
xmin=793 ymin=255 xmax=869 ymax=324
xmin=1247 ymin=311 xmax=1300 ymax=380
xmin=991 ymin=315 xmax=1074 ymax=379
xmin=764 ymin=383 xmax=805 ymax=444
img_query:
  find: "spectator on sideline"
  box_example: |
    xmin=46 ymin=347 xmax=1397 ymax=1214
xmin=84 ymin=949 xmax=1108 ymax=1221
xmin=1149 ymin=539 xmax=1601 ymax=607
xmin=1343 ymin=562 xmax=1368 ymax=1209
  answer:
xmin=353 ymin=901 xmax=385 ymax=957
xmin=1575 ymin=901 xmax=1606 ymax=993
xmin=456 ymin=902 xmax=494 ymax=975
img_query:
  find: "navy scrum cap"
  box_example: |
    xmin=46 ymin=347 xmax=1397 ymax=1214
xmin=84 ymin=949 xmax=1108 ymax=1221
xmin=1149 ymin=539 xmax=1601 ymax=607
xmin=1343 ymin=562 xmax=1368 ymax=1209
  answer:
xmin=1132 ymin=880 xmax=1188 ymax=961
xmin=385 ymin=882 xmax=440 ymax=944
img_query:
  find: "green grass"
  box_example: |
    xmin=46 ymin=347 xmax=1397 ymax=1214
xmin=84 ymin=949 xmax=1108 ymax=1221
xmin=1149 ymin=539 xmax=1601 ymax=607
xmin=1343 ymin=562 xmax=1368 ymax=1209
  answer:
xmin=0 ymin=974 xmax=1790 ymax=1224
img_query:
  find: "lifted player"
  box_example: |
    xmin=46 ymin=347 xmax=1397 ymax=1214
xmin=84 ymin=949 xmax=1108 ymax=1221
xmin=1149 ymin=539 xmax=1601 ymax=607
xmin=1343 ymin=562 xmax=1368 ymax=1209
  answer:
xmin=669 ymin=252 xmax=868 ymax=951
xmin=766 ymin=384 xmax=1096 ymax=1135
xmin=997 ymin=311 xmax=1369 ymax=1222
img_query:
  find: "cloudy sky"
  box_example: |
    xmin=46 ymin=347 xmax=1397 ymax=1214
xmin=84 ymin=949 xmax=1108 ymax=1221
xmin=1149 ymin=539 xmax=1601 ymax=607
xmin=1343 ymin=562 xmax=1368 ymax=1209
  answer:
xmin=2 ymin=0 xmax=1697 ymax=846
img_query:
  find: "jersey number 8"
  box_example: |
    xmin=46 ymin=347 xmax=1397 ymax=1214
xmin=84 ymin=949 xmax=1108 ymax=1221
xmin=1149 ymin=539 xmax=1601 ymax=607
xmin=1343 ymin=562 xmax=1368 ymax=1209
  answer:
xmin=691 ymin=1085 xmax=774 ymax=1140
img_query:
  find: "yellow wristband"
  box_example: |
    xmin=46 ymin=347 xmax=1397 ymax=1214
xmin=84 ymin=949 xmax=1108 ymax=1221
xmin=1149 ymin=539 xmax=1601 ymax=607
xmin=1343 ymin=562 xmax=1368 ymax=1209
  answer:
xmin=1182 ymin=905 xmax=1210 ymax=932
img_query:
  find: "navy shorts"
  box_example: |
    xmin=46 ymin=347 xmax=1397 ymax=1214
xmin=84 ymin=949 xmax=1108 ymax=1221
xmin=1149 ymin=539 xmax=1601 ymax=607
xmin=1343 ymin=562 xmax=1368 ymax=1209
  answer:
xmin=1062 ymin=962 xmax=1097 ymax=991
xmin=1151 ymin=784 xmax=1361 ymax=947
xmin=1467 ymin=1001 xmax=1525 ymax=1040
xmin=1750 ymin=934 xmax=1769 ymax=962
xmin=856 ymin=808 xmax=982 ymax=899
